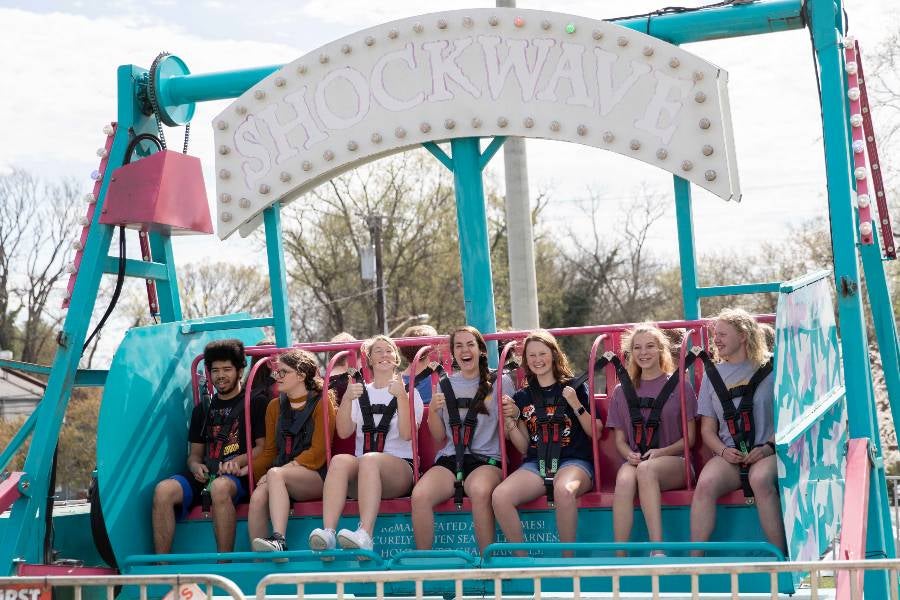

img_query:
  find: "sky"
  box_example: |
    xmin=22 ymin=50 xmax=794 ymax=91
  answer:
xmin=0 ymin=0 xmax=897 ymax=358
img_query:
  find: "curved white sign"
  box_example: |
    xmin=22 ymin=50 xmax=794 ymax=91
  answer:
xmin=213 ymin=8 xmax=741 ymax=239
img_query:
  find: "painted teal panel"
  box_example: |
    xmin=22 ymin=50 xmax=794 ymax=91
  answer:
xmin=774 ymin=273 xmax=847 ymax=569
xmin=96 ymin=315 xmax=262 ymax=564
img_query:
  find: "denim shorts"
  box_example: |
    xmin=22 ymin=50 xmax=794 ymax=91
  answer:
xmin=519 ymin=458 xmax=595 ymax=481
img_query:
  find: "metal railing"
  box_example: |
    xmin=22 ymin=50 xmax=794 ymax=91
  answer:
xmin=0 ymin=574 xmax=244 ymax=600
xmin=255 ymin=559 xmax=900 ymax=600
xmin=888 ymin=475 xmax=900 ymax=555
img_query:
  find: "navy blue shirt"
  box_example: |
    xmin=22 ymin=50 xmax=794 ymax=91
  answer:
xmin=514 ymin=381 xmax=593 ymax=463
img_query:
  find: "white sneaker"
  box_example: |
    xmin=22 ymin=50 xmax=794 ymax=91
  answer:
xmin=308 ymin=528 xmax=337 ymax=552
xmin=337 ymin=526 xmax=374 ymax=552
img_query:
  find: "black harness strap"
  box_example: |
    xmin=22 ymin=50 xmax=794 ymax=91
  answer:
xmin=434 ymin=363 xmax=498 ymax=508
xmin=528 ymin=379 xmax=569 ymax=506
xmin=351 ymin=370 xmax=398 ymax=453
xmin=276 ymin=391 xmax=321 ymax=466
xmin=413 ymin=364 xmax=436 ymax=386
xmin=691 ymin=348 xmax=774 ymax=503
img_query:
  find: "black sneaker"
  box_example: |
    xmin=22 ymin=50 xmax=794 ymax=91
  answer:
xmin=252 ymin=533 xmax=288 ymax=553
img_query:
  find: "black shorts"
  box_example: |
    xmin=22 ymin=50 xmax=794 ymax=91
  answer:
xmin=433 ymin=454 xmax=501 ymax=480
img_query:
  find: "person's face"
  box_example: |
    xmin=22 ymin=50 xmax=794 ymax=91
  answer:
xmin=271 ymin=360 xmax=304 ymax=393
xmin=632 ymin=332 xmax=662 ymax=372
xmin=452 ymin=332 xmax=480 ymax=373
xmin=525 ymin=340 xmax=554 ymax=379
xmin=713 ymin=321 xmax=745 ymax=359
xmin=209 ymin=360 xmax=240 ymax=395
xmin=369 ymin=340 xmax=398 ymax=373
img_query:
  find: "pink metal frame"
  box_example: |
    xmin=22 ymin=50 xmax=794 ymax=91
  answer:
xmin=844 ymin=41 xmax=875 ymax=246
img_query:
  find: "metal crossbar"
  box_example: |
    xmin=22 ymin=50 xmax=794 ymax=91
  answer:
xmin=0 ymin=574 xmax=244 ymax=600
xmin=256 ymin=559 xmax=900 ymax=600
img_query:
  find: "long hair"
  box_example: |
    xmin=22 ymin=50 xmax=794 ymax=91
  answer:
xmin=522 ymin=329 xmax=573 ymax=384
xmin=449 ymin=325 xmax=490 ymax=415
xmin=620 ymin=323 xmax=675 ymax=382
xmin=362 ymin=335 xmax=401 ymax=370
xmin=713 ymin=308 xmax=768 ymax=367
xmin=278 ymin=348 xmax=323 ymax=394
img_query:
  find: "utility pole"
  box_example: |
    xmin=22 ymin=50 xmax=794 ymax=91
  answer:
xmin=497 ymin=0 xmax=540 ymax=331
xmin=366 ymin=214 xmax=387 ymax=334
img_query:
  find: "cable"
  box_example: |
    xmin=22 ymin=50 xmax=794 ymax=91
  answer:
xmin=605 ymin=1 xmax=735 ymax=24
xmin=82 ymin=225 xmax=126 ymax=354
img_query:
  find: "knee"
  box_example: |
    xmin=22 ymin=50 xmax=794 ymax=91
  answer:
xmin=410 ymin=482 xmax=432 ymax=509
xmin=749 ymin=467 xmax=776 ymax=497
xmin=616 ymin=466 xmax=637 ymax=492
xmin=249 ymin=485 xmax=268 ymax=507
xmin=153 ymin=479 xmax=180 ymax=506
xmin=467 ymin=480 xmax=496 ymax=506
xmin=491 ymin=484 xmax=513 ymax=511
xmin=210 ymin=478 xmax=234 ymax=504
xmin=266 ymin=466 xmax=284 ymax=485
xmin=635 ymin=461 xmax=657 ymax=484
xmin=692 ymin=475 xmax=716 ymax=504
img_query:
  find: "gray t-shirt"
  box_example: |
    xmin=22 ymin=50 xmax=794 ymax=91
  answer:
xmin=697 ymin=360 xmax=775 ymax=448
xmin=434 ymin=372 xmax=514 ymax=461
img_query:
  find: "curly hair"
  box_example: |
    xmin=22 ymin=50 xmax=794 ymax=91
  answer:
xmin=620 ymin=323 xmax=675 ymax=383
xmin=449 ymin=325 xmax=491 ymax=415
xmin=522 ymin=329 xmax=573 ymax=384
xmin=278 ymin=348 xmax=323 ymax=394
xmin=203 ymin=339 xmax=245 ymax=371
xmin=714 ymin=308 xmax=768 ymax=367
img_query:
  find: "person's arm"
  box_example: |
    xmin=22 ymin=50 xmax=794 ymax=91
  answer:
xmin=390 ymin=374 xmax=413 ymax=441
xmin=562 ymin=385 xmax=593 ymax=434
xmin=427 ymin=385 xmax=448 ymax=445
xmin=253 ymin=401 xmax=278 ymax=480
xmin=337 ymin=381 xmax=362 ymax=439
xmin=186 ymin=443 xmax=207 ymax=482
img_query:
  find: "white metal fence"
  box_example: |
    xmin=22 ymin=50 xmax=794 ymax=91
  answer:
xmin=254 ymin=559 xmax=898 ymax=600
xmin=0 ymin=574 xmax=243 ymax=600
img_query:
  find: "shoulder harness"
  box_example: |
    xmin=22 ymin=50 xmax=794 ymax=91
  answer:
xmin=351 ymin=369 xmax=399 ymax=453
xmin=275 ymin=391 xmax=321 ymax=466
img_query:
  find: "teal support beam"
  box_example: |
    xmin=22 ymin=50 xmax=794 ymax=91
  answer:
xmin=673 ymin=177 xmax=700 ymax=320
xmin=263 ymin=204 xmax=292 ymax=348
xmin=809 ymin=2 xmax=892 ymax=596
xmin=148 ymin=231 xmax=182 ymax=322
xmin=450 ymin=138 xmax=499 ymax=368
xmin=479 ymin=137 xmax=507 ymax=170
xmin=0 ymin=65 xmax=145 ymax=572
xmin=181 ymin=317 xmax=275 ymax=334
xmin=0 ymin=410 xmax=38 ymax=472
xmin=102 ymin=256 xmax=169 ymax=281
xmin=158 ymin=2 xmax=804 ymax=108
xmin=422 ymin=142 xmax=453 ymax=171
xmin=696 ymin=282 xmax=783 ymax=297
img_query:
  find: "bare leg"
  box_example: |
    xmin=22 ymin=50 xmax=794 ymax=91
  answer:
xmin=273 ymin=464 xmax=324 ymax=534
xmin=552 ymin=466 xmax=592 ymax=557
xmin=151 ymin=479 xmax=183 ymax=554
xmin=463 ymin=465 xmax=503 ymax=553
xmin=612 ymin=464 xmax=638 ymax=556
xmin=247 ymin=475 xmax=269 ymax=541
xmin=636 ymin=456 xmax=686 ymax=543
xmin=689 ymin=457 xmax=740 ymax=556
xmin=491 ymin=468 xmax=545 ymax=556
xmin=749 ymin=455 xmax=786 ymax=552
xmin=410 ymin=466 xmax=455 ymax=550
xmin=210 ymin=477 xmax=238 ymax=553
xmin=322 ymin=454 xmax=359 ymax=530
xmin=356 ymin=453 xmax=414 ymax=535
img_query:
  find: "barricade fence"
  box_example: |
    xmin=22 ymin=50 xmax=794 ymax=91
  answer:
xmin=0 ymin=574 xmax=244 ymax=600
xmin=254 ymin=559 xmax=900 ymax=600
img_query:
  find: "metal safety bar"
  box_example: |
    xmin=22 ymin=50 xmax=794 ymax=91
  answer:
xmin=0 ymin=574 xmax=245 ymax=600
xmin=255 ymin=558 xmax=900 ymax=600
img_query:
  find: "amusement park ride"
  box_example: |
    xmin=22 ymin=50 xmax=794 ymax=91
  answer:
xmin=1 ymin=0 xmax=899 ymax=597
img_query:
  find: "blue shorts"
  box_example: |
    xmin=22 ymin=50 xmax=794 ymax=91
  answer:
xmin=169 ymin=472 xmax=247 ymax=521
xmin=519 ymin=458 xmax=594 ymax=481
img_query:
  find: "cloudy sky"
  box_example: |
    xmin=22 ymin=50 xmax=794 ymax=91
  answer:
xmin=0 ymin=0 xmax=897 ymax=300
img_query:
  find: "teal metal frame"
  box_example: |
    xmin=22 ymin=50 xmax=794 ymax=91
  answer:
xmin=0 ymin=4 xmax=897 ymax=595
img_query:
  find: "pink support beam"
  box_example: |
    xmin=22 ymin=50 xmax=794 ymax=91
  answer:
xmin=0 ymin=472 xmax=24 ymax=514
xmin=836 ymin=437 xmax=872 ymax=600
xmin=844 ymin=42 xmax=875 ymax=246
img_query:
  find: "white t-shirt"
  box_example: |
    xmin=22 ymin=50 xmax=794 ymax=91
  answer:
xmin=350 ymin=382 xmax=424 ymax=459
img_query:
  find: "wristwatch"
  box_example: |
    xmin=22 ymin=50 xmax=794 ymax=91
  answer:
xmin=576 ymin=406 xmax=586 ymax=415
xmin=765 ymin=441 xmax=776 ymax=453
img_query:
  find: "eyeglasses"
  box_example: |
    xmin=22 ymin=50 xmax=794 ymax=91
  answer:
xmin=271 ymin=368 xmax=294 ymax=379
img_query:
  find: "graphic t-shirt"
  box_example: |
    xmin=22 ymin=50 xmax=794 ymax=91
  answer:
xmin=188 ymin=390 xmax=267 ymax=465
xmin=514 ymin=381 xmax=593 ymax=463
xmin=606 ymin=374 xmax=697 ymax=452
xmin=350 ymin=383 xmax=425 ymax=458
xmin=697 ymin=360 xmax=775 ymax=448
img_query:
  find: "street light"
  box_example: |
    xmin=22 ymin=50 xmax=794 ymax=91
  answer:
xmin=387 ymin=313 xmax=430 ymax=337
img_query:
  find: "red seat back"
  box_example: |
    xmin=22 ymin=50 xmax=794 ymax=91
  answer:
xmin=417 ymin=407 xmax=439 ymax=472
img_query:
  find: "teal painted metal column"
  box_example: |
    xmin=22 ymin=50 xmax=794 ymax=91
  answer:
xmin=264 ymin=203 xmax=292 ymax=347
xmin=450 ymin=138 xmax=499 ymax=368
xmin=673 ymin=176 xmax=700 ymax=320
xmin=809 ymin=3 xmax=893 ymax=597
xmin=0 ymin=65 xmax=143 ymax=571
xmin=148 ymin=232 xmax=182 ymax=322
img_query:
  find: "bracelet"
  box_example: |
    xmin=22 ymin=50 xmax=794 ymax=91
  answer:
xmin=719 ymin=447 xmax=726 ymax=457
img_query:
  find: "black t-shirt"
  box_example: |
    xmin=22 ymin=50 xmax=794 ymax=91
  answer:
xmin=188 ymin=388 xmax=267 ymax=463
xmin=514 ymin=381 xmax=593 ymax=463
